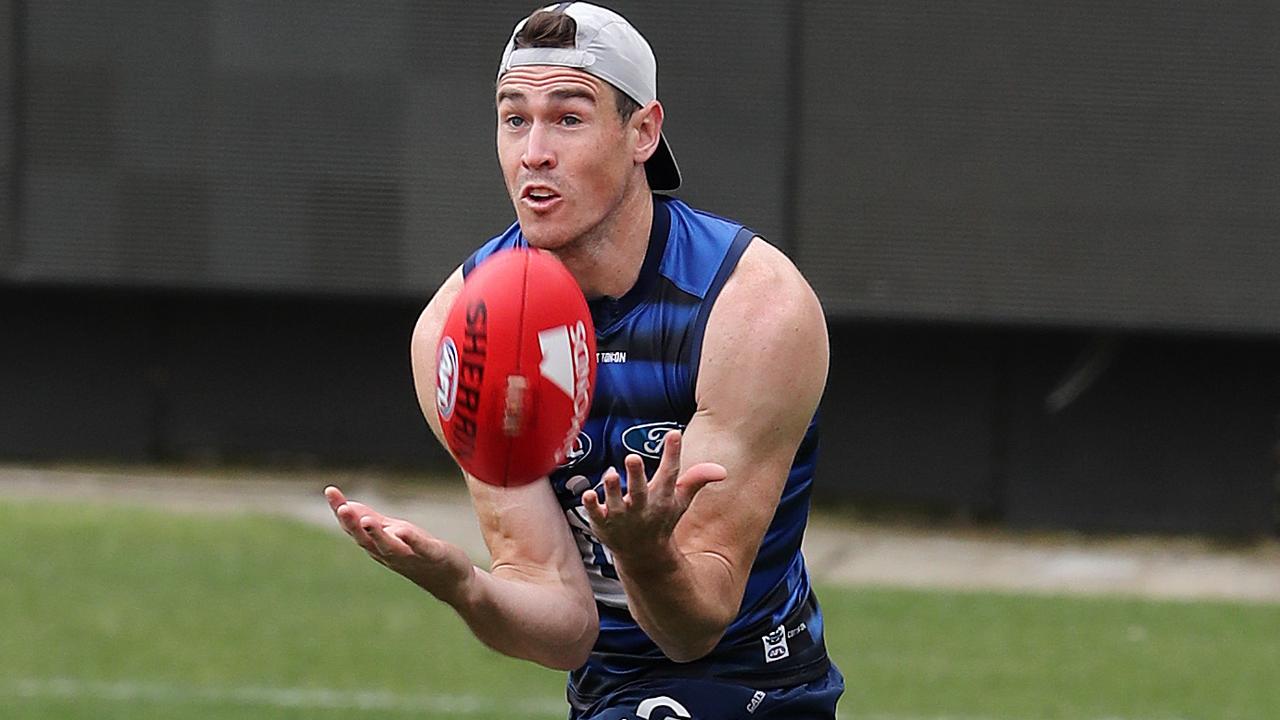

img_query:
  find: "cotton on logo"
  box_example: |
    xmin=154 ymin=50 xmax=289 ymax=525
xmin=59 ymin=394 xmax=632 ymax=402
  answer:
xmin=538 ymin=322 xmax=592 ymax=462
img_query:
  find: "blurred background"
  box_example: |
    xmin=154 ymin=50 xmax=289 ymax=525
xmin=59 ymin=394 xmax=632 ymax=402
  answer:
xmin=2 ymin=0 xmax=1278 ymax=538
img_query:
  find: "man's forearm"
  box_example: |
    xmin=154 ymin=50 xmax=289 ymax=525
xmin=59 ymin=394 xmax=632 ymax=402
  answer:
xmin=441 ymin=564 xmax=598 ymax=671
xmin=612 ymin=541 xmax=738 ymax=663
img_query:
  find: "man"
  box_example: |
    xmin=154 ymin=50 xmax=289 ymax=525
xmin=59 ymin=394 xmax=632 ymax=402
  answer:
xmin=325 ymin=3 xmax=841 ymax=717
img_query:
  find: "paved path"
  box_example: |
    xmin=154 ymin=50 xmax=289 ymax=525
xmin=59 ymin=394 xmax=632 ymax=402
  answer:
xmin=4 ymin=464 xmax=1278 ymax=604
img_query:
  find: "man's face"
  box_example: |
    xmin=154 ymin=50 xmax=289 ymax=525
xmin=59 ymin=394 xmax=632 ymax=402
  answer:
xmin=496 ymin=66 xmax=637 ymax=250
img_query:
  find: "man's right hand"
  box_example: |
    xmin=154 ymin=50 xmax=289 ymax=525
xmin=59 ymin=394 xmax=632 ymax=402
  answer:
xmin=324 ymin=485 xmax=476 ymax=607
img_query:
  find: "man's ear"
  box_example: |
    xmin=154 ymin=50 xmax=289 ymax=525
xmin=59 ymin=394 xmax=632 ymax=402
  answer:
xmin=632 ymin=100 xmax=664 ymax=164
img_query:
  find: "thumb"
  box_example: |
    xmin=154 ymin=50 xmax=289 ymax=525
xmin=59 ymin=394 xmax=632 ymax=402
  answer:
xmin=674 ymin=462 xmax=727 ymax=507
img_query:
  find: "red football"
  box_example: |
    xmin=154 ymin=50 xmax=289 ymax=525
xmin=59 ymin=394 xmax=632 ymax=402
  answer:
xmin=435 ymin=248 xmax=596 ymax=486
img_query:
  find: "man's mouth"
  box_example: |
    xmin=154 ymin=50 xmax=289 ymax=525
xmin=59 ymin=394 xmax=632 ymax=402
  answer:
xmin=521 ymin=186 xmax=562 ymax=211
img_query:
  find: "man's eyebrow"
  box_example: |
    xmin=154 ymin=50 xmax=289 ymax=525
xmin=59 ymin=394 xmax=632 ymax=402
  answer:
xmin=496 ymin=89 xmax=526 ymax=105
xmin=549 ymin=88 xmax=596 ymax=104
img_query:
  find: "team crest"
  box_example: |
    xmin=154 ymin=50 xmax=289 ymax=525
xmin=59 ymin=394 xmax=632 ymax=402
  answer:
xmin=762 ymin=624 xmax=789 ymax=663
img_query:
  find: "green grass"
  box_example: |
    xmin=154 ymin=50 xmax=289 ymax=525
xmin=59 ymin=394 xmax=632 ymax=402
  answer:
xmin=1 ymin=499 xmax=1277 ymax=720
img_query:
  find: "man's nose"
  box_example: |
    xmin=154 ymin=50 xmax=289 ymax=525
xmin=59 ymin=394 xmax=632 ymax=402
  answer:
xmin=521 ymin=122 xmax=556 ymax=171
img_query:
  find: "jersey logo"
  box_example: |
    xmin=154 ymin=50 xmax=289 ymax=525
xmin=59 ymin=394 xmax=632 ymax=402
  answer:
xmin=558 ymin=432 xmax=593 ymax=468
xmin=762 ymin=624 xmax=790 ymax=663
xmin=435 ymin=337 xmax=459 ymax=420
xmin=621 ymin=421 xmax=683 ymax=459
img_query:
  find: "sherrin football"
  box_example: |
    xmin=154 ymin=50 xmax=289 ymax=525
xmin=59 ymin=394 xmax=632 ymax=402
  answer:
xmin=435 ymin=248 xmax=597 ymax=487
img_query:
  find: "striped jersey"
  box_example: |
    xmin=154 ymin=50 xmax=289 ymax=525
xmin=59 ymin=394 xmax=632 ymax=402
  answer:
xmin=463 ymin=195 xmax=830 ymax=706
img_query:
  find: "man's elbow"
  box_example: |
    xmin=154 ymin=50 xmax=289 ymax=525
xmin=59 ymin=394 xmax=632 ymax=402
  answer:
xmin=540 ymin=644 xmax=593 ymax=671
xmin=657 ymin=614 xmax=733 ymax=664
xmin=526 ymin=625 xmax=598 ymax=671
xmin=660 ymin=632 xmax=725 ymax=664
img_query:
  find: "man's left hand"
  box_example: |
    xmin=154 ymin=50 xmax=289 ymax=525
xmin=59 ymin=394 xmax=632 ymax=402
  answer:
xmin=578 ymin=430 xmax=726 ymax=564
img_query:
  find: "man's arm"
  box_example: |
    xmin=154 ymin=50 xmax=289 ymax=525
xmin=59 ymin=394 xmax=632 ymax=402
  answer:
xmin=581 ymin=238 xmax=828 ymax=662
xmin=327 ymin=266 xmax=598 ymax=671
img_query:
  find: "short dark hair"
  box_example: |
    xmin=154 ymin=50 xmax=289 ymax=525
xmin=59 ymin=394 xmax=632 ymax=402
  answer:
xmin=512 ymin=9 xmax=642 ymax=122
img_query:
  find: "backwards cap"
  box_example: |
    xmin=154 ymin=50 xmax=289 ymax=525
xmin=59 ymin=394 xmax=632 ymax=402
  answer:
xmin=498 ymin=2 xmax=681 ymax=192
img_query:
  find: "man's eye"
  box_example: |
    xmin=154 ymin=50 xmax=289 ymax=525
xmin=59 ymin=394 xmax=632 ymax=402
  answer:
xmin=562 ymin=115 xmax=582 ymax=126
xmin=505 ymin=116 xmax=526 ymax=128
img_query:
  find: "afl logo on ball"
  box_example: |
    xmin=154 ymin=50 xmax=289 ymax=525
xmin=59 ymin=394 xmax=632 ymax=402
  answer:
xmin=436 ymin=336 xmax=459 ymax=420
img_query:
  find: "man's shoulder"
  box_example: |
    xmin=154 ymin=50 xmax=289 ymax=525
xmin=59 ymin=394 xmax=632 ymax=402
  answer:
xmin=694 ymin=237 xmax=828 ymax=414
xmin=658 ymin=198 xmax=755 ymax=300
xmin=722 ymin=239 xmax=819 ymax=322
xmin=703 ymin=238 xmax=825 ymax=368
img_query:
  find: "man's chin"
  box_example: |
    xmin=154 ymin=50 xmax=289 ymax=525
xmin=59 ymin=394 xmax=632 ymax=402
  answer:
xmin=517 ymin=218 xmax=576 ymax=251
xmin=523 ymin=234 xmax=573 ymax=252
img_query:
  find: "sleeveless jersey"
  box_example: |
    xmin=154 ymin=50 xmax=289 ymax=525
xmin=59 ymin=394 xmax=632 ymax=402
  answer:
xmin=464 ymin=196 xmax=830 ymax=708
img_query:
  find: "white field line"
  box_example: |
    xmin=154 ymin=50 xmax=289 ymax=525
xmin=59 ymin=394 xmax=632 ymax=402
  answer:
xmin=1 ymin=677 xmax=1198 ymax=720
xmin=1 ymin=677 xmax=567 ymax=716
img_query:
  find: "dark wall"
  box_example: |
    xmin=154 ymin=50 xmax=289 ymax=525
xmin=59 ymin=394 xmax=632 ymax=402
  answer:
xmin=0 ymin=286 xmax=445 ymax=468
xmin=3 ymin=3 xmax=1279 ymax=535
xmin=6 ymin=0 xmax=791 ymax=298
xmin=816 ymin=323 xmax=1279 ymax=535
xmin=1 ymin=289 xmax=155 ymax=460
xmin=796 ymin=1 xmax=1280 ymax=333
xmin=1001 ymin=335 xmax=1279 ymax=535
xmin=820 ymin=324 xmax=1003 ymax=516
xmin=7 ymin=2 xmax=1280 ymax=333
xmin=1 ymin=0 xmax=13 ymax=269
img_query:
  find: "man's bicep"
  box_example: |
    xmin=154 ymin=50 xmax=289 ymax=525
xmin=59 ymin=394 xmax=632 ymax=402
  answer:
xmin=411 ymin=268 xmax=585 ymax=579
xmin=411 ymin=266 xmax=465 ymax=443
xmin=674 ymin=240 xmax=829 ymax=572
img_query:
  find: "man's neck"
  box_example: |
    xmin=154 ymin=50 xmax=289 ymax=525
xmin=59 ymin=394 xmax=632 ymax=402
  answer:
xmin=554 ymin=185 xmax=655 ymax=300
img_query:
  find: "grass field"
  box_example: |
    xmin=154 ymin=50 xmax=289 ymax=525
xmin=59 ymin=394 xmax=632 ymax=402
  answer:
xmin=2 ymin=498 xmax=1277 ymax=720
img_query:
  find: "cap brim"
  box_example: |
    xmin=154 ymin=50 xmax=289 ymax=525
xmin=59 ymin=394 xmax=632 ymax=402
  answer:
xmin=645 ymin=132 xmax=681 ymax=193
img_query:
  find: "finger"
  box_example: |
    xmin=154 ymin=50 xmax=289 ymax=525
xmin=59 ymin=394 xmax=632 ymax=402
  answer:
xmin=336 ymin=503 xmax=378 ymax=548
xmin=362 ymin=516 xmax=413 ymax=556
xmin=601 ymin=467 xmax=626 ymax=516
xmin=582 ymin=488 xmax=607 ymax=524
xmin=339 ymin=499 xmax=380 ymax=519
xmin=389 ymin=524 xmax=439 ymax=560
xmin=623 ymin=454 xmax=648 ymax=509
xmin=324 ymin=486 xmax=348 ymax=513
xmin=652 ymin=430 xmax=684 ymax=491
xmin=338 ymin=500 xmax=387 ymax=537
xmin=674 ymin=462 xmax=728 ymax=508
xmin=391 ymin=526 xmax=463 ymax=572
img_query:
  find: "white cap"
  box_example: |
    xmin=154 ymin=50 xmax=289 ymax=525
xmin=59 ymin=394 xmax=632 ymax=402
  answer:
xmin=498 ymin=2 xmax=682 ymax=192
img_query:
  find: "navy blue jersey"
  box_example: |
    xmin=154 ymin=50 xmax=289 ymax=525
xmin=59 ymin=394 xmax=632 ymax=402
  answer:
xmin=571 ymin=664 xmax=844 ymax=720
xmin=464 ymin=196 xmax=830 ymax=709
